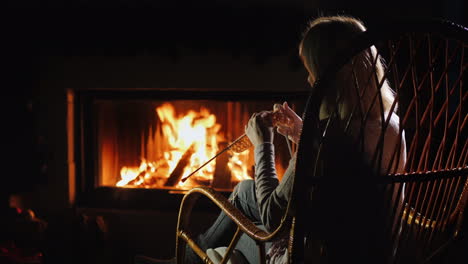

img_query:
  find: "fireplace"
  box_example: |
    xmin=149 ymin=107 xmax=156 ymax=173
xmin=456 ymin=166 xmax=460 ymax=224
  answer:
xmin=69 ymin=89 xmax=307 ymax=210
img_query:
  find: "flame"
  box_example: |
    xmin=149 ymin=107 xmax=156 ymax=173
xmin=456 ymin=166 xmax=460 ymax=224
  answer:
xmin=116 ymin=103 xmax=252 ymax=189
xmin=228 ymin=150 xmax=251 ymax=182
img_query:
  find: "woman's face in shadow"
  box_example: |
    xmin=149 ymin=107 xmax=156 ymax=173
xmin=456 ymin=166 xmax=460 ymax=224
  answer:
xmin=299 ymin=45 xmax=316 ymax=87
xmin=307 ymin=74 xmax=315 ymax=86
xmin=299 ymin=45 xmax=330 ymax=120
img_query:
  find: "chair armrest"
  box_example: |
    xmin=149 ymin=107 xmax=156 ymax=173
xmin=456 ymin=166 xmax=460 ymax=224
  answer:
xmin=177 ymin=186 xmax=283 ymax=242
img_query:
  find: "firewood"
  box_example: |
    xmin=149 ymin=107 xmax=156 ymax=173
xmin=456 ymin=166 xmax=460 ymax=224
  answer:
xmin=127 ymin=171 xmax=146 ymax=186
xmin=164 ymin=144 xmax=195 ymax=186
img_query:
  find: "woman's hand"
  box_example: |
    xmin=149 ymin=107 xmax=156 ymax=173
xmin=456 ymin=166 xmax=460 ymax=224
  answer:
xmin=245 ymin=111 xmax=275 ymax=147
xmin=273 ymin=102 xmax=302 ymax=144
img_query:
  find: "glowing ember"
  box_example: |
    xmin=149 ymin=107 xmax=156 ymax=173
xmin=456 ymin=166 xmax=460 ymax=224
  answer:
xmin=116 ymin=103 xmax=252 ymax=189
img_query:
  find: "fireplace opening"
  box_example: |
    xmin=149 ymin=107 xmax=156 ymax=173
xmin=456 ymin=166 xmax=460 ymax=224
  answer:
xmin=71 ymin=90 xmax=306 ymax=209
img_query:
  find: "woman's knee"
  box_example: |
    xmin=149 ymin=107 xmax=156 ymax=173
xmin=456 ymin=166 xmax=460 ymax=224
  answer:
xmin=230 ymin=179 xmax=255 ymax=203
xmin=233 ymin=179 xmax=254 ymax=195
xmin=229 ymin=179 xmax=261 ymax=223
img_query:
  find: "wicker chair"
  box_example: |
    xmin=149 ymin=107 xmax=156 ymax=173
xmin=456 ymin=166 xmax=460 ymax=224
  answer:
xmin=175 ymin=19 xmax=468 ymax=264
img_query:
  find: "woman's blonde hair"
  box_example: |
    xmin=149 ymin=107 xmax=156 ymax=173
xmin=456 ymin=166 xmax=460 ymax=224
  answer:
xmin=300 ymin=16 xmax=396 ymax=119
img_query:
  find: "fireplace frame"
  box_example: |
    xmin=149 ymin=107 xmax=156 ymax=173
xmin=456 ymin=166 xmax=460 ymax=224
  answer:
xmin=67 ymin=88 xmax=309 ymax=210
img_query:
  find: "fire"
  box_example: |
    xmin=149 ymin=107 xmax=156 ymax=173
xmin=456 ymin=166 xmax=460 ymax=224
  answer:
xmin=228 ymin=150 xmax=251 ymax=182
xmin=116 ymin=103 xmax=252 ymax=189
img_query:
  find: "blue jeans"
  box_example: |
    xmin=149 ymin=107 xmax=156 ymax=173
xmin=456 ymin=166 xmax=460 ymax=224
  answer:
xmin=185 ymin=180 xmax=269 ymax=264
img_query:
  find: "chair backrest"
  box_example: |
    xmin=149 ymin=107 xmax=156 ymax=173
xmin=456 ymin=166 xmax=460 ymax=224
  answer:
xmin=291 ymin=19 xmax=468 ymax=263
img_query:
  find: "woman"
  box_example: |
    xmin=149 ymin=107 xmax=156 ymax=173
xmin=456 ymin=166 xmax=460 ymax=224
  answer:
xmin=185 ymin=15 xmax=407 ymax=264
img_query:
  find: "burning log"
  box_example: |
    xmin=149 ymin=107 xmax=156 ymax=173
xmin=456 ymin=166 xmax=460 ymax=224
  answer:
xmin=127 ymin=170 xmax=146 ymax=186
xmin=164 ymin=144 xmax=195 ymax=187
